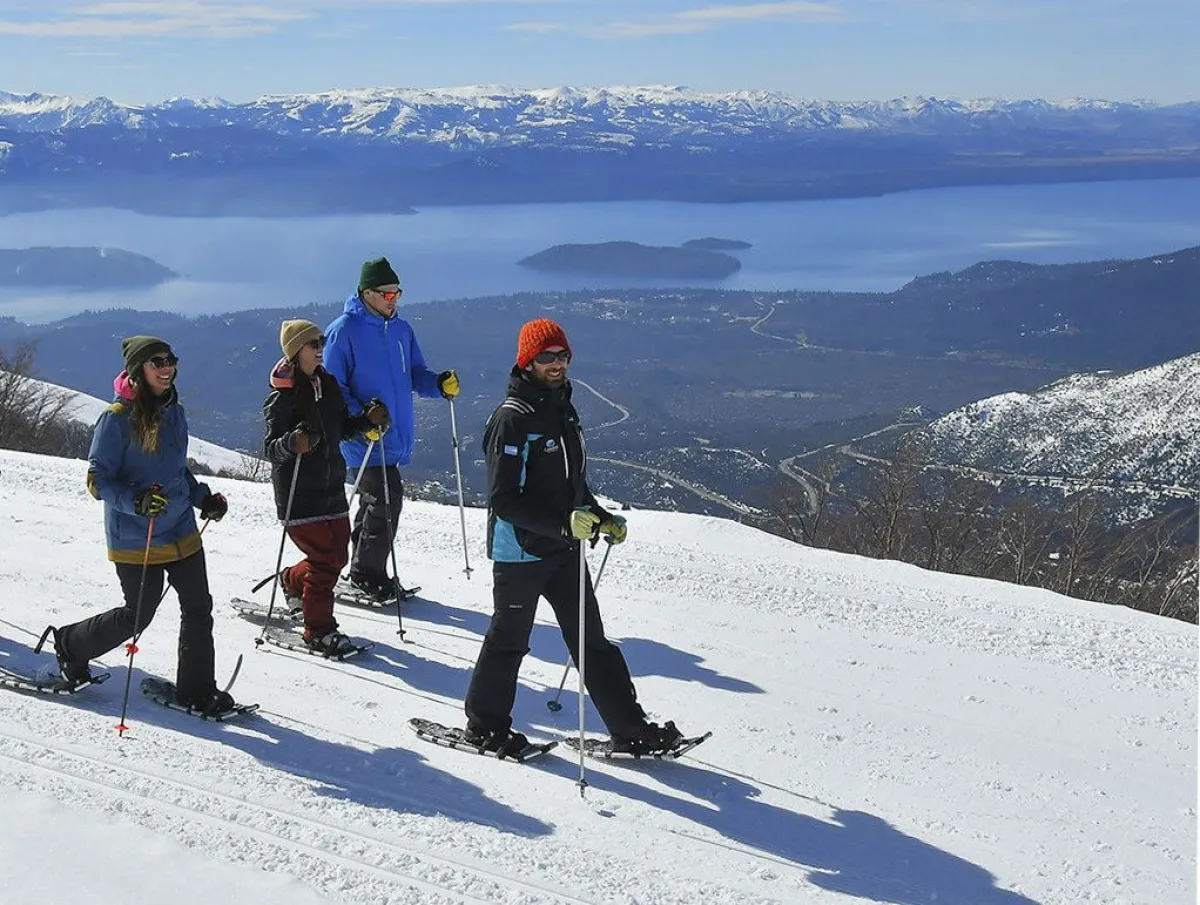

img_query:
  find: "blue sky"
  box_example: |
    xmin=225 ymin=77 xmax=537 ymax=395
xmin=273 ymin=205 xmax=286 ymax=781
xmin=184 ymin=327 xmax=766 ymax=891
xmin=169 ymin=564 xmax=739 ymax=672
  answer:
xmin=0 ymin=0 xmax=1195 ymax=104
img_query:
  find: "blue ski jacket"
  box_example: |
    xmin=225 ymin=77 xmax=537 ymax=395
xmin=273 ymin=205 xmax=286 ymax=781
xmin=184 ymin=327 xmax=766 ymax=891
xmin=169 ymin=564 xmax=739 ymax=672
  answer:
xmin=323 ymin=293 xmax=441 ymax=469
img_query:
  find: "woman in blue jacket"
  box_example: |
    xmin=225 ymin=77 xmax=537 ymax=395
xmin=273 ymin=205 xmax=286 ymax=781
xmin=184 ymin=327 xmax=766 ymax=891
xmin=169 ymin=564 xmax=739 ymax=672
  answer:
xmin=45 ymin=336 xmax=234 ymax=715
xmin=323 ymin=256 xmax=459 ymax=600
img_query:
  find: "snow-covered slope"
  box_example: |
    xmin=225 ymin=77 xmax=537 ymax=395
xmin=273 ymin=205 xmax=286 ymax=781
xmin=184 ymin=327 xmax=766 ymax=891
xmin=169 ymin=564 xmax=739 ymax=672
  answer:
xmin=924 ymin=352 xmax=1200 ymax=491
xmin=0 ymin=447 xmax=1194 ymax=904
xmin=0 ymin=86 xmax=1193 ymax=149
xmin=21 ymin=373 xmax=253 ymax=475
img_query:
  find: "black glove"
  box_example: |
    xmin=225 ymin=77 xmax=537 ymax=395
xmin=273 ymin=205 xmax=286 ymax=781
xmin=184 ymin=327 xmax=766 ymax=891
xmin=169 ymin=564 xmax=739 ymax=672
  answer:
xmin=365 ymin=398 xmax=391 ymax=429
xmin=199 ymin=492 xmax=227 ymax=522
xmin=133 ymin=485 xmax=168 ymax=517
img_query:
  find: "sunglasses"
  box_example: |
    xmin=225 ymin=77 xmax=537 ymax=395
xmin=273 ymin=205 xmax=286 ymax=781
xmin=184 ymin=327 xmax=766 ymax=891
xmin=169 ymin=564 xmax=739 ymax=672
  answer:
xmin=533 ymin=349 xmax=571 ymax=365
xmin=371 ymin=288 xmax=402 ymax=301
xmin=306 ymin=335 xmax=327 ymax=350
xmin=147 ymin=354 xmax=179 ymax=369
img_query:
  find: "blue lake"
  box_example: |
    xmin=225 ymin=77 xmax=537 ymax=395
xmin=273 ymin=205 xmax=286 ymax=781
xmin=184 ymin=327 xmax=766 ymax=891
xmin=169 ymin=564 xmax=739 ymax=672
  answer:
xmin=1 ymin=177 xmax=1199 ymax=324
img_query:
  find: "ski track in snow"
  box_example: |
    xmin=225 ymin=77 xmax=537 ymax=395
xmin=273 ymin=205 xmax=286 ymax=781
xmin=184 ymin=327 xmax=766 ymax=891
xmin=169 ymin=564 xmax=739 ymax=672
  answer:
xmin=0 ymin=448 xmax=1194 ymax=905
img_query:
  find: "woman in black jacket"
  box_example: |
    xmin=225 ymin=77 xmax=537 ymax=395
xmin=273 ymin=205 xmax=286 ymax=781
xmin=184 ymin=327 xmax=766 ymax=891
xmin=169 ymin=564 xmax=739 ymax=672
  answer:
xmin=262 ymin=319 xmax=388 ymax=655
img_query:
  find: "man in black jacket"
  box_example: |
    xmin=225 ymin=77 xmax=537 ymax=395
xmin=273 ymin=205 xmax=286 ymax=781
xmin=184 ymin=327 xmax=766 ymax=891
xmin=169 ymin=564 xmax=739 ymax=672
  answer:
xmin=463 ymin=318 xmax=683 ymax=758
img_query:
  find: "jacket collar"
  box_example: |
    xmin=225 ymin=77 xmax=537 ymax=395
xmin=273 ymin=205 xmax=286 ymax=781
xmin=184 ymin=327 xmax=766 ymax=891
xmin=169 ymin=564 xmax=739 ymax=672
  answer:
xmin=113 ymin=370 xmax=177 ymax=408
xmin=344 ymin=291 xmax=394 ymax=328
xmin=270 ymin=358 xmax=325 ymax=399
xmin=507 ymin=366 xmax=572 ymax=408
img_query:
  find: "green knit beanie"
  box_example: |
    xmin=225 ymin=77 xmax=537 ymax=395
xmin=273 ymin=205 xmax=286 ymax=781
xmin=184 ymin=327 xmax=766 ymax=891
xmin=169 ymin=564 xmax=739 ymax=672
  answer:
xmin=122 ymin=335 xmax=172 ymax=376
xmin=358 ymin=256 xmax=400 ymax=292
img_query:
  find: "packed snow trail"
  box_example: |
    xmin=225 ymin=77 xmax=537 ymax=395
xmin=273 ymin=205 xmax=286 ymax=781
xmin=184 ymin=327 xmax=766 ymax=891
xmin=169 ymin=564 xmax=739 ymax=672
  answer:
xmin=0 ymin=448 xmax=1193 ymax=905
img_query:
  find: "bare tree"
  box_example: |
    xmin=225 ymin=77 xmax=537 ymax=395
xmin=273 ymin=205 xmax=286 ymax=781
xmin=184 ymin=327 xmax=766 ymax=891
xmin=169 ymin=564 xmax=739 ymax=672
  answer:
xmin=917 ymin=470 xmax=1001 ymax=573
xmin=846 ymin=442 xmax=924 ymax=560
xmin=763 ymin=456 xmax=840 ymax=547
xmin=760 ymin=437 xmax=1197 ymax=624
xmin=0 ymin=341 xmax=92 ymax=458
xmin=217 ymin=451 xmax=271 ymax=483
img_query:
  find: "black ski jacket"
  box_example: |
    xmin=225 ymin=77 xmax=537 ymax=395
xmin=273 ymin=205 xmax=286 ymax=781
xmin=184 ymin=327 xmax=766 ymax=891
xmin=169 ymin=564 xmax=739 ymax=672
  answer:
xmin=483 ymin=368 xmax=611 ymax=562
xmin=262 ymin=359 xmax=373 ymax=524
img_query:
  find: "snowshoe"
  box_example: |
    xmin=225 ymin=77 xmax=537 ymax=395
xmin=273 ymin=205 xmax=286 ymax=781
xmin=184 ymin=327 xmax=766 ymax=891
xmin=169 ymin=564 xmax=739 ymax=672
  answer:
xmin=141 ymin=676 xmax=258 ymax=721
xmin=348 ymin=570 xmax=397 ymax=602
xmin=408 ymin=718 xmax=556 ymax=762
xmin=304 ymin=629 xmax=359 ymax=658
xmin=566 ymin=724 xmax=713 ymax=761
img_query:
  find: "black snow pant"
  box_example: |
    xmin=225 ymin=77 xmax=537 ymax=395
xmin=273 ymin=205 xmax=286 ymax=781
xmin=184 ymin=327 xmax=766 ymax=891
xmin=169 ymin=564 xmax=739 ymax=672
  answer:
xmin=465 ymin=547 xmax=647 ymax=738
xmin=350 ymin=463 xmax=403 ymax=578
xmin=58 ymin=549 xmax=216 ymax=700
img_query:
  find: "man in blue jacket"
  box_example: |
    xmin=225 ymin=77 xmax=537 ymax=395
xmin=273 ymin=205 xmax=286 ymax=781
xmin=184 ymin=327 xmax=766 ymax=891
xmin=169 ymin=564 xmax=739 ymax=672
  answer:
xmin=324 ymin=256 xmax=459 ymax=600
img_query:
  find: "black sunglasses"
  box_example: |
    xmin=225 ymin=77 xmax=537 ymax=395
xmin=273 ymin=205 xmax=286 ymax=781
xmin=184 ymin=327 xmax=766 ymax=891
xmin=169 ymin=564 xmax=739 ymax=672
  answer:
xmin=147 ymin=353 xmax=179 ymax=368
xmin=306 ymin=335 xmax=327 ymax=350
xmin=533 ymin=350 xmax=571 ymax=365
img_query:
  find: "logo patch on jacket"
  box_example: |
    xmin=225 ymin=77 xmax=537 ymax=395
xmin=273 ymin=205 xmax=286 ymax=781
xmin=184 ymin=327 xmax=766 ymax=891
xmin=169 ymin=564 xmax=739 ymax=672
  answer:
xmin=503 ymin=444 xmax=519 ymax=456
xmin=545 ymin=438 xmax=559 ymax=452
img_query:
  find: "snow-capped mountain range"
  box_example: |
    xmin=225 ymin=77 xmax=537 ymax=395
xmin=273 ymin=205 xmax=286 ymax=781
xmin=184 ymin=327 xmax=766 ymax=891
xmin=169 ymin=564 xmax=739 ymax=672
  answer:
xmin=924 ymin=352 xmax=1200 ymax=492
xmin=1 ymin=85 xmax=1197 ymax=212
xmin=1 ymin=85 xmax=1197 ymax=149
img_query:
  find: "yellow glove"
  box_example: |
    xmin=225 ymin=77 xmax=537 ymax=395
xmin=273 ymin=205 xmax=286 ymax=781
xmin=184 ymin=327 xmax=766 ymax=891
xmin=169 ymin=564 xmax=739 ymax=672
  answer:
xmin=438 ymin=370 xmax=460 ymax=400
xmin=598 ymin=514 xmax=627 ymax=545
xmin=568 ymin=508 xmax=601 ymax=540
xmin=365 ymin=428 xmax=383 ymax=443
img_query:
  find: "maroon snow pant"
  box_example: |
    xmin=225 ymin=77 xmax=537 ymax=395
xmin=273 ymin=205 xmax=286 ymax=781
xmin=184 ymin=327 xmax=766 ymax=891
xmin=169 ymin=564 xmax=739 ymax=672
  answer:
xmin=281 ymin=517 xmax=351 ymax=635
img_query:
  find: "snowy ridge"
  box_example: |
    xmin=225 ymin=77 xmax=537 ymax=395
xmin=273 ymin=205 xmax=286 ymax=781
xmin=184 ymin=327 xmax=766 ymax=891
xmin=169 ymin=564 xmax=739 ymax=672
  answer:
xmin=924 ymin=352 xmax=1200 ymax=491
xmin=18 ymin=372 xmax=254 ymax=475
xmin=0 ymin=446 xmax=1194 ymax=904
xmin=0 ymin=86 xmax=1193 ymax=150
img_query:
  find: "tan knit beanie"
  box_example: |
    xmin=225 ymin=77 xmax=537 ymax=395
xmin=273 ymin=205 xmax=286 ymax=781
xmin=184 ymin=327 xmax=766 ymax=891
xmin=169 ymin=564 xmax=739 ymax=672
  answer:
xmin=280 ymin=319 xmax=322 ymax=360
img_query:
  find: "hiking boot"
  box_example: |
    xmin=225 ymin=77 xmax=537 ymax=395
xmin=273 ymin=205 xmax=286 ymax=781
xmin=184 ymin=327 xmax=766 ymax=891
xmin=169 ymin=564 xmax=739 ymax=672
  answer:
xmin=176 ymin=686 xmax=236 ymax=716
xmin=611 ymin=720 xmax=684 ymax=756
xmin=41 ymin=625 xmax=92 ymax=685
xmin=464 ymin=726 xmax=530 ymax=759
xmin=348 ymin=569 xmax=397 ymax=602
xmin=303 ymin=628 xmax=357 ymax=657
xmin=279 ymin=571 xmax=304 ymax=615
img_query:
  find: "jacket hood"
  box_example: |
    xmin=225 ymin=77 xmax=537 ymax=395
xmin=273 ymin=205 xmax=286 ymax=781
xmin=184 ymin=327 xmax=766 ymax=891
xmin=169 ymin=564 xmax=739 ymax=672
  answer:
xmin=270 ymin=358 xmax=327 ymax=394
xmin=270 ymin=357 xmax=295 ymax=389
xmin=343 ymin=291 xmax=391 ymax=327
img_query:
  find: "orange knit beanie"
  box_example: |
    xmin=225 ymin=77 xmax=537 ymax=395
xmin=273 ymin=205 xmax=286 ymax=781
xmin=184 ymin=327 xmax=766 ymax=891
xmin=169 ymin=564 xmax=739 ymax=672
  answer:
xmin=516 ymin=318 xmax=570 ymax=368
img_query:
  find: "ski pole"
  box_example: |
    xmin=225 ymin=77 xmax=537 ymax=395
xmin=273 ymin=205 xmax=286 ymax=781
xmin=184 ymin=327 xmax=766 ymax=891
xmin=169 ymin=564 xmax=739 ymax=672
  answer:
xmin=379 ymin=444 xmax=407 ymax=640
xmin=576 ymin=538 xmax=588 ymax=796
xmin=448 ymin=398 xmax=473 ymax=580
xmin=256 ymin=451 xmax=303 ymax=647
xmin=348 ymin=436 xmax=377 ymax=501
xmin=115 ymin=511 xmax=157 ymax=736
xmin=547 ymin=539 xmax=612 ymax=713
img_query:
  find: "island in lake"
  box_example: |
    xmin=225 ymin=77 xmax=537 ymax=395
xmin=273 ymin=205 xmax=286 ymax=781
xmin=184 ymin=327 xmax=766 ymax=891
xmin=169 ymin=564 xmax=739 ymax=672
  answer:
xmin=517 ymin=241 xmax=742 ymax=279
xmin=681 ymin=237 xmax=753 ymax=251
xmin=0 ymin=246 xmax=178 ymax=289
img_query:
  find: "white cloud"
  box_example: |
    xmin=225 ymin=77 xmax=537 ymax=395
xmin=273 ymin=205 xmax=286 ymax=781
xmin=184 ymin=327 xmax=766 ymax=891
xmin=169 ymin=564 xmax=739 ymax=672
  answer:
xmin=504 ymin=20 xmax=570 ymax=33
xmin=0 ymin=0 xmax=565 ymax=39
xmin=506 ymin=0 xmax=843 ymax=39
xmin=0 ymin=1 xmax=309 ymax=38
xmin=679 ymin=1 xmax=841 ymax=22
xmin=594 ymin=19 xmax=711 ymax=37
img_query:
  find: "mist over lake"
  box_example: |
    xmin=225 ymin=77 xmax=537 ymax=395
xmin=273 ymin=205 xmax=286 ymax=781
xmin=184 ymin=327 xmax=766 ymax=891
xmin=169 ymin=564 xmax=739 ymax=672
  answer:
xmin=1 ymin=177 xmax=1198 ymax=324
